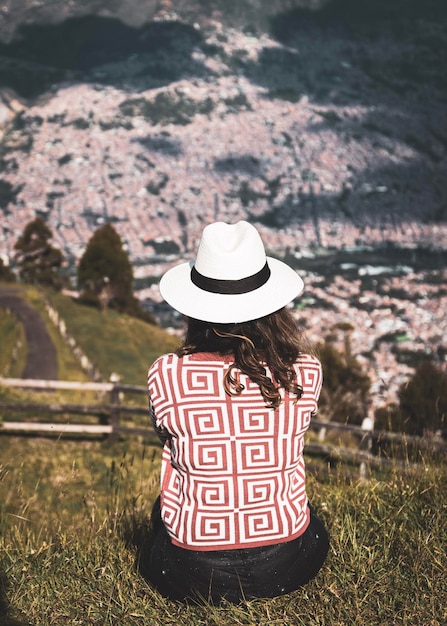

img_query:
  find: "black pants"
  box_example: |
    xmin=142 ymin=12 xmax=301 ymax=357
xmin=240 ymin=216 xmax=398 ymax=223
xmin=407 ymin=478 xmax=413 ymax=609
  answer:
xmin=142 ymin=498 xmax=329 ymax=604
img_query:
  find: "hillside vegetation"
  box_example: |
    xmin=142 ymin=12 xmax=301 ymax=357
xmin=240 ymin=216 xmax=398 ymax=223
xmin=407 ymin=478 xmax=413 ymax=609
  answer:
xmin=44 ymin=289 xmax=180 ymax=385
xmin=0 ymin=306 xmax=26 ymax=379
xmin=0 ymin=284 xmax=179 ymax=385
xmin=0 ymin=285 xmax=446 ymax=624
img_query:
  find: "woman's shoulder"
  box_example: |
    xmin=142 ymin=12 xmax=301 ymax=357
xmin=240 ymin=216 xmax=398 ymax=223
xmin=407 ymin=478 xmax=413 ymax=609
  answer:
xmin=148 ymin=352 xmax=229 ymax=380
xmin=295 ymin=352 xmax=322 ymax=369
xmin=296 ymin=352 xmax=321 ymax=364
xmin=148 ymin=352 xmax=179 ymax=374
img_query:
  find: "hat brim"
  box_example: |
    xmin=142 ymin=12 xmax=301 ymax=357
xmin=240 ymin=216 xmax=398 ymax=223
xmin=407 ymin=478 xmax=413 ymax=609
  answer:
xmin=159 ymin=256 xmax=304 ymax=323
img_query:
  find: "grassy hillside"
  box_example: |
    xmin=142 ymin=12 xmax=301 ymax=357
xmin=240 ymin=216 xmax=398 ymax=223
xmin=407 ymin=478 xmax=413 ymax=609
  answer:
xmin=0 ymin=287 xmax=446 ymax=624
xmin=0 ymin=285 xmax=180 ymax=427
xmin=0 ymin=285 xmax=180 ymax=385
xmin=44 ymin=290 xmax=180 ymax=385
xmin=0 ymin=306 xmax=26 ymax=379
xmin=0 ymin=435 xmax=446 ymax=625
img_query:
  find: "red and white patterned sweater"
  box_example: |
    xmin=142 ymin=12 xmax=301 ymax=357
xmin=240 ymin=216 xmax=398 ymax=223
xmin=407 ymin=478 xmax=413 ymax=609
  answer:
xmin=147 ymin=351 xmax=322 ymax=551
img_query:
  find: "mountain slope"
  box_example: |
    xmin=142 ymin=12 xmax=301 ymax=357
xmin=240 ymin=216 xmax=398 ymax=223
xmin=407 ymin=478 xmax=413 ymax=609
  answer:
xmin=0 ymin=1 xmax=446 ymax=283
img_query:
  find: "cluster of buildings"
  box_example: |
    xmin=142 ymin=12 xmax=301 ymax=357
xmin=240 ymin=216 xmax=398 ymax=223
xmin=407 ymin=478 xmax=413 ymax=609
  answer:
xmin=0 ymin=19 xmax=445 ymax=411
xmin=294 ymin=268 xmax=446 ymax=411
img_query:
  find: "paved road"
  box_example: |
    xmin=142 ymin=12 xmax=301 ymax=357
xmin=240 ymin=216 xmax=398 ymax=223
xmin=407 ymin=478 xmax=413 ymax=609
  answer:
xmin=0 ymin=287 xmax=58 ymax=379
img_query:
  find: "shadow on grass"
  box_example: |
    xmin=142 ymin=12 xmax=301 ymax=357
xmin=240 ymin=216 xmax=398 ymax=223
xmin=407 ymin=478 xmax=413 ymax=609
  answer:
xmin=117 ymin=498 xmax=159 ymax=584
xmin=0 ymin=572 xmax=33 ymax=626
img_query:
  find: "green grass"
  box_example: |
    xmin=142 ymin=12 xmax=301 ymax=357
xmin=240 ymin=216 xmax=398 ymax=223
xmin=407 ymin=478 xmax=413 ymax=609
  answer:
xmin=0 ymin=284 xmax=89 ymax=382
xmin=44 ymin=290 xmax=180 ymax=385
xmin=1 ymin=435 xmax=446 ymax=625
xmin=1 ymin=285 xmax=179 ymax=385
xmin=22 ymin=287 xmax=90 ymax=382
xmin=1 ymin=287 xmax=446 ymax=624
xmin=0 ymin=307 xmax=26 ymax=379
xmin=0 ymin=286 xmax=179 ymax=424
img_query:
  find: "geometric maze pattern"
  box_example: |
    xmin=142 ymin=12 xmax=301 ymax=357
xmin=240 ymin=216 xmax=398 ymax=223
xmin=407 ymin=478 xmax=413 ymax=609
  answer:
xmin=148 ymin=351 xmax=322 ymax=550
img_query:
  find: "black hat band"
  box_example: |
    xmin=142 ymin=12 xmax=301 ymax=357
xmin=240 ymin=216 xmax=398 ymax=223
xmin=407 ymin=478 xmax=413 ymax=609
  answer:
xmin=190 ymin=262 xmax=271 ymax=295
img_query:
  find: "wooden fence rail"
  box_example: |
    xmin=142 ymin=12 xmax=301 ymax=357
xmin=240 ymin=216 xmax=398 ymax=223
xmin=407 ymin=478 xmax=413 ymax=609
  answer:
xmin=0 ymin=377 xmax=149 ymax=438
xmin=1 ymin=378 xmax=445 ymax=473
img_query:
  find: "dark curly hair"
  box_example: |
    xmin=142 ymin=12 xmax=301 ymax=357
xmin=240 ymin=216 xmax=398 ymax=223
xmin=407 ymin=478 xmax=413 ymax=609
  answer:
xmin=176 ymin=307 xmax=311 ymax=409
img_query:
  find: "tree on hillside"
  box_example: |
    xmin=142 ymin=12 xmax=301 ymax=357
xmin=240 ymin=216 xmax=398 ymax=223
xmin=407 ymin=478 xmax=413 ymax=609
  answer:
xmin=14 ymin=217 xmax=65 ymax=289
xmin=316 ymin=339 xmax=371 ymax=425
xmin=77 ymin=223 xmax=155 ymax=323
xmin=0 ymin=257 xmax=16 ymax=282
xmin=375 ymin=359 xmax=447 ymax=437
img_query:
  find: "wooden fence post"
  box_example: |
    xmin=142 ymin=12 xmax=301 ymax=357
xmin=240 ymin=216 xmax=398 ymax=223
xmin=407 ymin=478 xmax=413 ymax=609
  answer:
xmin=109 ymin=373 xmax=121 ymax=439
xmin=359 ymin=415 xmax=374 ymax=480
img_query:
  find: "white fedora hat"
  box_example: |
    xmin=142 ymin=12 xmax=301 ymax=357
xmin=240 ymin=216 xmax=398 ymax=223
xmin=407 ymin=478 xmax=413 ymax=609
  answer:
xmin=159 ymin=221 xmax=304 ymax=323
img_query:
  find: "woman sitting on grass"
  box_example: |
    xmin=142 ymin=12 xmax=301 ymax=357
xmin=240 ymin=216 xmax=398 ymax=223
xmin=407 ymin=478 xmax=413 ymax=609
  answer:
xmin=146 ymin=221 xmax=329 ymax=603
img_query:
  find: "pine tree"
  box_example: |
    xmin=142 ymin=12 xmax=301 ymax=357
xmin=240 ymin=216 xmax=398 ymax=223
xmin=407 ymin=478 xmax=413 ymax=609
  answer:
xmin=77 ymin=223 xmax=154 ymax=323
xmin=14 ymin=217 xmax=64 ymax=289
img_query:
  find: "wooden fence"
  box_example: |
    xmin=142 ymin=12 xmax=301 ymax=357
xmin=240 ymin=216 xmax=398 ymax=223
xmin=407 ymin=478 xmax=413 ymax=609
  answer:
xmin=1 ymin=377 xmax=445 ymax=474
xmin=0 ymin=377 xmax=150 ymax=438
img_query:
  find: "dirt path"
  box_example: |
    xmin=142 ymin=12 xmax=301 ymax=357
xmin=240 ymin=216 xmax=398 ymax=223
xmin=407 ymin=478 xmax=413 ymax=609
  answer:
xmin=0 ymin=287 xmax=58 ymax=379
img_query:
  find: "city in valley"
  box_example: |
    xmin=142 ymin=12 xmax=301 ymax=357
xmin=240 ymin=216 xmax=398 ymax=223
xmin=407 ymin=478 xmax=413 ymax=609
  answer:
xmin=0 ymin=9 xmax=446 ymax=414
